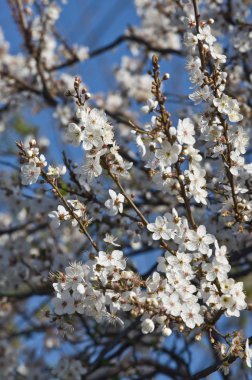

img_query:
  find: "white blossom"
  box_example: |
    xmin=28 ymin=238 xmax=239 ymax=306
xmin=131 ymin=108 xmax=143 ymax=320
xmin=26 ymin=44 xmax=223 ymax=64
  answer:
xmin=141 ymin=98 xmax=158 ymax=114
xmin=21 ymin=163 xmax=41 ymax=185
xmin=181 ymin=303 xmax=204 ymax=329
xmin=189 ymin=85 xmax=211 ymax=105
xmin=52 ymin=291 xmax=75 ymax=315
xmin=177 ymin=118 xmax=195 ymax=145
xmin=147 ymin=216 xmax=173 ymax=240
xmin=186 ymin=225 xmax=215 ymax=255
xmin=66 ymin=123 xmax=83 ymax=146
xmin=155 ymin=141 xmax=181 ymax=167
xmin=105 ymin=189 xmax=125 ymax=216
xmin=48 ymin=205 xmax=70 ymax=227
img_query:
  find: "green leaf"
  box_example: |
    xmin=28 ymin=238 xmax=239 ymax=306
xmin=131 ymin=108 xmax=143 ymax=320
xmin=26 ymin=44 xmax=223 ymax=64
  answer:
xmin=13 ymin=116 xmax=37 ymax=136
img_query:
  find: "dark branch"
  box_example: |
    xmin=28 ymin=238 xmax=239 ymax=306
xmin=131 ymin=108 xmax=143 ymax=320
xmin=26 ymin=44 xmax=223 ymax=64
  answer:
xmin=47 ymin=34 xmax=184 ymax=72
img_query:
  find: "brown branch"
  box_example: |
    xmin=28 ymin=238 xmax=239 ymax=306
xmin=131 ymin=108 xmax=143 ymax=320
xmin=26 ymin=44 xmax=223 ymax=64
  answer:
xmin=108 ymin=169 xmax=175 ymax=254
xmin=192 ymin=0 xmax=205 ymax=69
xmin=0 ymin=222 xmax=48 ymax=236
xmin=0 ymin=284 xmax=52 ymax=299
xmin=47 ymin=34 xmax=184 ymax=72
xmin=41 ymin=170 xmax=99 ymax=252
xmin=151 ymin=54 xmax=197 ymax=229
xmin=187 ymin=335 xmax=252 ymax=380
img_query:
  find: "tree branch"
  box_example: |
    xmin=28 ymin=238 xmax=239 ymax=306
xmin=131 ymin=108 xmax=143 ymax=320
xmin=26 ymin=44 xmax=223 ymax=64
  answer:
xmin=47 ymin=34 xmax=184 ymax=72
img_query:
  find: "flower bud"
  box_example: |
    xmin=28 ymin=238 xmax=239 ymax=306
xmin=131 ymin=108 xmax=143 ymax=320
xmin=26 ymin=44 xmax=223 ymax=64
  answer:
xmin=30 ymin=139 xmax=37 ymax=147
xmin=141 ymin=318 xmax=155 ymax=334
xmin=163 ymin=73 xmax=170 ymax=80
xmin=152 ymin=299 xmax=158 ymax=307
xmin=179 ymin=324 xmax=184 ymax=332
xmin=179 ymin=174 xmax=184 ymax=181
xmin=169 ymin=126 xmax=177 ymax=136
xmin=195 ymin=333 xmax=202 ymax=341
xmin=163 ymin=327 xmax=172 ymax=336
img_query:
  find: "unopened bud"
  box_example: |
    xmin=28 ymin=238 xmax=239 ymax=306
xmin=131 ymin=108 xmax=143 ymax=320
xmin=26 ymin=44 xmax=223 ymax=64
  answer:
xmin=152 ymin=299 xmax=158 ymax=307
xmin=30 ymin=139 xmax=37 ymax=147
xmin=179 ymin=324 xmax=184 ymax=332
xmin=152 ymin=54 xmax=159 ymax=66
xmin=121 ymin=271 xmax=130 ymax=279
xmin=169 ymin=126 xmax=177 ymax=136
xmin=179 ymin=174 xmax=184 ymax=181
xmin=163 ymin=73 xmax=170 ymax=80
xmin=74 ymin=76 xmax=81 ymax=89
xmin=195 ymin=333 xmax=202 ymax=341
xmin=163 ymin=327 xmax=172 ymax=336
xmin=89 ymin=252 xmax=95 ymax=260
xmin=130 ymin=309 xmax=138 ymax=317
xmin=25 ymin=6 xmax=32 ymax=15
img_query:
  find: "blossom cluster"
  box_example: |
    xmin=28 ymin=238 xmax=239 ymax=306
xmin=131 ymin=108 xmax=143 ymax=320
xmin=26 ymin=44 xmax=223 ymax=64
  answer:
xmin=182 ymin=5 xmax=251 ymax=223
xmin=215 ymin=334 xmax=252 ymax=374
xmin=0 ymin=0 xmax=89 ymax=121
xmin=52 ymin=210 xmax=246 ymax=337
xmin=20 ymin=139 xmax=66 ymax=186
xmin=135 ymin=110 xmax=208 ymax=205
xmin=20 ymin=139 xmax=47 ymax=185
xmin=65 ymin=106 xmax=133 ymax=185
xmin=49 ymin=200 xmax=87 ymax=228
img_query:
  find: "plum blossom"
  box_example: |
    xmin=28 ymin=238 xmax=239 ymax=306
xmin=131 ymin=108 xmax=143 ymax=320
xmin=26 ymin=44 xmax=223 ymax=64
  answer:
xmin=177 ymin=118 xmax=195 ymax=145
xmin=77 ymin=157 xmax=102 ymax=183
xmin=52 ymin=291 xmax=75 ymax=315
xmin=197 ymin=25 xmax=216 ymax=45
xmin=21 ymin=163 xmax=41 ymax=185
xmin=103 ymin=234 xmax=120 ymax=246
xmin=213 ymin=95 xmax=243 ymax=122
xmin=20 ymin=143 xmax=47 ymax=185
xmin=184 ymin=32 xmax=198 ymax=49
xmin=48 ymin=205 xmax=70 ymax=227
xmin=155 ymin=141 xmax=181 ymax=167
xmin=66 ymin=123 xmax=83 ymax=146
xmin=47 ymin=164 xmax=66 ymax=178
xmin=97 ymin=250 xmax=126 ymax=270
xmin=189 ymin=85 xmax=211 ymax=105
xmin=181 ymin=303 xmax=204 ymax=329
xmin=105 ymin=189 xmax=125 ymax=216
xmin=82 ymin=125 xmax=103 ymax=151
xmin=141 ymin=98 xmax=158 ymax=114
xmin=203 ymin=257 xmax=231 ymax=282
xmin=186 ymin=225 xmax=215 ymax=255
xmin=147 ymin=216 xmax=173 ymax=240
